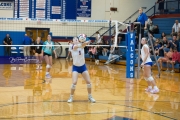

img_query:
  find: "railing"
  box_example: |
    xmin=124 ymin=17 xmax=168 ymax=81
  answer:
xmin=99 ymin=10 xmax=139 ymax=37
xmin=98 ymin=0 xmax=180 ymax=38
xmin=145 ymin=6 xmax=156 ymax=18
xmin=154 ymin=0 xmax=180 ymax=14
xmin=100 ymin=6 xmax=156 ymax=37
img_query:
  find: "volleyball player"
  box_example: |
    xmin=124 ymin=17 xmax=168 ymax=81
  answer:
xmin=35 ymin=37 xmax=43 ymax=70
xmin=141 ymin=38 xmax=159 ymax=94
xmin=67 ymin=36 xmax=96 ymax=103
xmin=42 ymin=35 xmax=57 ymax=78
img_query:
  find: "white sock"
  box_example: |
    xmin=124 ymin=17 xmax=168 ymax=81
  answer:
xmin=46 ymin=72 xmax=49 ymax=75
xmin=70 ymin=95 xmax=73 ymax=97
xmin=154 ymin=86 xmax=158 ymax=90
xmin=148 ymin=86 xmax=152 ymax=89
xmin=88 ymin=94 xmax=92 ymax=97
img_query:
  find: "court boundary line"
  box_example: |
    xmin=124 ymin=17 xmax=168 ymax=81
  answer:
xmin=0 ymin=101 xmax=177 ymax=120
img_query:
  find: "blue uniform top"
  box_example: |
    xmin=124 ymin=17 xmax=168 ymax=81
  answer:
xmin=154 ymin=44 xmax=161 ymax=50
xmin=137 ymin=13 xmax=148 ymax=25
xmin=23 ymin=36 xmax=32 ymax=45
xmin=42 ymin=40 xmax=55 ymax=55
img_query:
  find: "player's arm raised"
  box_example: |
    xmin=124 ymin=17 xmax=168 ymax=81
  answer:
xmin=82 ymin=40 xmax=91 ymax=47
xmin=73 ymin=40 xmax=91 ymax=50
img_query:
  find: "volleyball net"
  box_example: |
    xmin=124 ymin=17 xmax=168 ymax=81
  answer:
xmin=0 ymin=18 xmax=136 ymax=78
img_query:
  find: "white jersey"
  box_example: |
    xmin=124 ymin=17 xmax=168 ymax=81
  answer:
xmin=141 ymin=44 xmax=152 ymax=63
xmin=71 ymin=46 xmax=85 ymax=66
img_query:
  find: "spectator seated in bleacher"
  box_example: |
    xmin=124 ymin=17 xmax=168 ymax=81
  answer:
xmin=147 ymin=18 xmax=152 ymax=28
xmin=157 ymin=48 xmax=173 ymax=70
xmin=95 ymin=31 xmax=102 ymax=44
xmin=171 ymin=20 xmax=180 ymax=39
xmin=169 ymin=35 xmax=179 ymax=52
xmin=104 ymin=44 xmax=120 ymax=65
xmin=118 ymin=29 xmax=125 ymax=44
xmin=153 ymin=25 xmax=160 ymax=34
xmin=154 ymin=40 xmax=161 ymax=56
xmin=167 ymin=48 xmax=180 ymax=73
xmin=94 ymin=46 xmax=103 ymax=65
xmin=145 ymin=21 xmax=154 ymax=37
xmin=161 ymin=32 xmax=166 ymax=39
xmin=149 ymin=25 xmax=160 ymax=35
xmin=102 ymin=39 xmax=110 ymax=56
xmin=88 ymin=46 xmax=96 ymax=60
xmin=158 ymin=36 xmax=170 ymax=56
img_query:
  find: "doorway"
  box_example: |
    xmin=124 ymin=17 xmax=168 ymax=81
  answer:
xmin=25 ymin=28 xmax=50 ymax=42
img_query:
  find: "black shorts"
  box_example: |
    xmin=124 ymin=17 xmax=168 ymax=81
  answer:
xmin=44 ymin=52 xmax=51 ymax=56
xmin=36 ymin=51 xmax=42 ymax=54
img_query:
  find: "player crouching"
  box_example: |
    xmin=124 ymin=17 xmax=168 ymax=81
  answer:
xmin=67 ymin=34 xmax=96 ymax=103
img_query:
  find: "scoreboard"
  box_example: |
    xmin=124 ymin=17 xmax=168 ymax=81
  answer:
xmin=13 ymin=0 xmax=78 ymax=19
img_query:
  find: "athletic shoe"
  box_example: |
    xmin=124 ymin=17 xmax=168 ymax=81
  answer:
xmin=145 ymin=87 xmax=152 ymax=92
xmin=170 ymin=70 xmax=175 ymax=73
xmin=45 ymin=74 xmax=51 ymax=79
xmin=150 ymin=88 xmax=159 ymax=94
xmin=67 ymin=96 xmax=73 ymax=103
xmin=88 ymin=95 xmax=96 ymax=103
xmin=165 ymin=69 xmax=170 ymax=72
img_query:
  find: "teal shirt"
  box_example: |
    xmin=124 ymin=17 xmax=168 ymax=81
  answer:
xmin=42 ymin=40 xmax=55 ymax=55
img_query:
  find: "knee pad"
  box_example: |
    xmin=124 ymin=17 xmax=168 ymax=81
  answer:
xmin=87 ymin=84 xmax=91 ymax=88
xmin=46 ymin=64 xmax=51 ymax=68
xmin=71 ymin=84 xmax=76 ymax=89
xmin=147 ymin=76 xmax=154 ymax=81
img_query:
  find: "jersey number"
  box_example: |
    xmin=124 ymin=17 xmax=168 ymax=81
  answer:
xmin=79 ymin=51 xmax=81 ymax=55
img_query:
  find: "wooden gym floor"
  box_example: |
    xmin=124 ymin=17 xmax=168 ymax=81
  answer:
xmin=0 ymin=59 xmax=180 ymax=120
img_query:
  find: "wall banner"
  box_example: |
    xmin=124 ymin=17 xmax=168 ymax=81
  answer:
xmin=77 ymin=0 xmax=91 ymax=17
xmin=0 ymin=1 xmax=14 ymax=10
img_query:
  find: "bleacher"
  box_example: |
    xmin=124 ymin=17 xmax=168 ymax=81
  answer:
xmin=152 ymin=18 xmax=180 ymax=38
xmin=152 ymin=18 xmax=180 ymax=71
xmin=85 ymin=17 xmax=180 ymax=72
xmin=85 ymin=35 xmax=129 ymax=62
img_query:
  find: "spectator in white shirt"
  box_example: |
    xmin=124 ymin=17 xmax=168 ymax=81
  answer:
xmin=172 ymin=20 xmax=180 ymax=39
xmin=95 ymin=31 xmax=102 ymax=44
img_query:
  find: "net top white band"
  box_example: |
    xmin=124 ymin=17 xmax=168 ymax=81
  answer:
xmin=0 ymin=45 xmax=127 ymax=48
xmin=0 ymin=18 xmax=132 ymax=25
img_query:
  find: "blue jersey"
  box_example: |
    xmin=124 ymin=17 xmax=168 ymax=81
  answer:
xmin=137 ymin=13 xmax=148 ymax=25
xmin=154 ymin=44 xmax=161 ymax=50
xmin=42 ymin=41 xmax=55 ymax=55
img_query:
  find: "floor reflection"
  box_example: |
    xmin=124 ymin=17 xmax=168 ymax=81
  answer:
xmin=0 ymin=59 xmax=179 ymax=120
